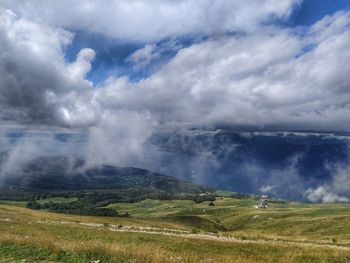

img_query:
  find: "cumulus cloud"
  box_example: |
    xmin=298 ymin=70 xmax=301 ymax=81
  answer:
xmin=0 ymin=9 xmax=101 ymax=127
xmin=305 ymin=186 xmax=349 ymax=203
xmin=1 ymin=2 xmax=348 ymax=131
xmin=3 ymin=0 xmax=302 ymax=41
xmin=97 ymin=10 xmax=350 ymax=131
xmin=305 ymin=158 xmax=350 ymax=203
xmin=67 ymin=48 xmax=96 ymax=79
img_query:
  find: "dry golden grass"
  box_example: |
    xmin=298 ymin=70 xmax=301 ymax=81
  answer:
xmin=1 ymin=204 xmax=350 ymax=262
xmin=2 ymin=231 xmax=349 ymax=263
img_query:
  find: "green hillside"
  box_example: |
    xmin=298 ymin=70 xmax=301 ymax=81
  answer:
xmin=107 ymin=197 xmax=350 ymax=242
xmin=0 ymin=157 xmax=214 ymax=216
xmin=1 ymin=157 xmax=210 ymax=194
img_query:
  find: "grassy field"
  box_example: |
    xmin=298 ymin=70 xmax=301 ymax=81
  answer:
xmin=107 ymin=197 xmax=350 ymax=243
xmin=0 ymin=197 xmax=350 ymax=262
xmin=0 ymin=200 xmax=27 ymax=207
xmin=0 ymin=197 xmax=77 ymax=208
xmin=35 ymin=197 xmax=78 ymax=204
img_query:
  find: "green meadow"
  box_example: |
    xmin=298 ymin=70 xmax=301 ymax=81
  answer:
xmin=0 ymin=196 xmax=350 ymax=262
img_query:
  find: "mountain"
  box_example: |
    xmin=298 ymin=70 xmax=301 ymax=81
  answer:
xmin=0 ymin=156 xmax=210 ymax=194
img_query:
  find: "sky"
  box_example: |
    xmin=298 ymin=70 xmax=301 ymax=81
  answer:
xmin=0 ymin=0 xmax=349 ymax=201
xmin=0 ymin=0 xmax=349 ymax=131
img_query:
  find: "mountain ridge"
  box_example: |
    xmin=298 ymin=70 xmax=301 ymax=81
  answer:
xmin=0 ymin=155 xmax=211 ymax=194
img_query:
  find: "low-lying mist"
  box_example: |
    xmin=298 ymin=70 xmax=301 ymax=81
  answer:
xmin=0 ymin=125 xmax=349 ymax=203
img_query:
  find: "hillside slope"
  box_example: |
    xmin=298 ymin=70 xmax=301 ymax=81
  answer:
xmin=0 ymin=156 xmax=210 ymax=194
xmin=1 ymin=199 xmax=350 ymax=263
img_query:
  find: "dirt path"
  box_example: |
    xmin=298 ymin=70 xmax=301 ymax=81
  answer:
xmin=31 ymin=219 xmax=350 ymax=251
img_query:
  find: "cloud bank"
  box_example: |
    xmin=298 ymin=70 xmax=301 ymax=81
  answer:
xmin=98 ymin=11 xmax=350 ymax=131
xmin=3 ymin=0 xmax=301 ymax=41
xmin=1 ymin=2 xmax=349 ymax=131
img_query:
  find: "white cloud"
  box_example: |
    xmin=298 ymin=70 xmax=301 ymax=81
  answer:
xmin=304 ymin=150 xmax=350 ymax=203
xmin=83 ymin=110 xmax=157 ymax=168
xmin=68 ymin=48 xmax=96 ymax=79
xmin=0 ymin=4 xmax=349 ymax=132
xmin=127 ymin=44 xmax=159 ymax=69
xmin=97 ymin=10 xmax=350 ymax=131
xmin=1 ymin=2 xmax=348 ymax=132
xmin=0 ymin=127 xmax=85 ymax=179
xmin=305 ymin=186 xmax=349 ymax=203
xmin=0 ymin=8 xmax=101 ymax=127
xmin=2 ymin=0 xmax=302 ymax=41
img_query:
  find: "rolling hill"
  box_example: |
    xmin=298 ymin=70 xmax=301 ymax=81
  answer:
xmin=0 ymin=156 xmax=210 ymax=194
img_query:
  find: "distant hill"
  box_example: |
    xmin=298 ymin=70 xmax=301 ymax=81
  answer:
xmin=0 ymin=156 xmax=210 ymax=194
